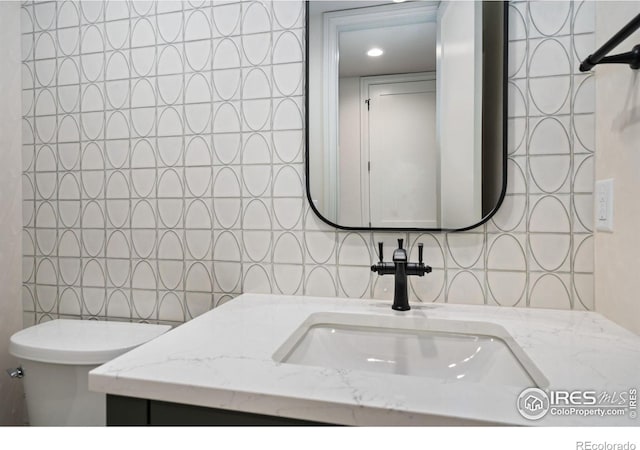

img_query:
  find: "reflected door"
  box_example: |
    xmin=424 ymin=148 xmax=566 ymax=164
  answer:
xmin=366 ymin=78 xmax=438 ymax=228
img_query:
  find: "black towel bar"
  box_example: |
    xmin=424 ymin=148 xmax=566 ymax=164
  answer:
xmin=579 ymin=13 xmax=640 ymax=72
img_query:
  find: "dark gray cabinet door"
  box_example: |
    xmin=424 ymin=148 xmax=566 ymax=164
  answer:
xmin=106 ymin=394 xmax=332 ymax=426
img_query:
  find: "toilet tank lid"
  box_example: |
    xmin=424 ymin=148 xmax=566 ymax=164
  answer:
xmin=9 ymin=320 xmax=172 ymax=365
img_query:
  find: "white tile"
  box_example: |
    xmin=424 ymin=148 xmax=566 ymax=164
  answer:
xmin=57 ymin=28 xmax=79 ymax=56
xmin=130 ymin=46 xmax=155 ymax=77
xmin=529 ymin=154 xmax=571 ymax=194
xmin=243 ymin=263 xmax=272 ymax=294
xmin=272 ymin=0 xmax=304 ymax=30
xmin=487 ymin=233 xmax=527 ymax=271
xmin=185 ymin=103 xmax=212 ymax=134
xmin=157 ymin=12 xmax=183 ymax=43
xmin=80 ymin=1 xmax=103 ymax=24
xmin=273 ymin=264 xmax=303 ymax=295
xmin=273 ymin=231 xmax=303 ymax=264
xmin=158 ymin=199 xmax=184 ymax=228
xmin=80 ymin=53 xmax=105 ymax=82
xmin=337 ymin=265 xmax=370 ymax=298
xmin=573 ymin=73 xmax=595 ymax=114
xmin=273 ymin=96 xmax=303 ymax=130
xmin=212 ymin=37 xmax=241 ymax=68
xmin=573 ymin=113 xmax=595 ymax=153
xmin=573 ymin=155 xmax=594 ymax=193
xmin=528 ymin=233 xmax=571 ymax=272
xmin=528 ymin=116 xmax=570 ymax=155
xmin=508 ymin=80 xmax=527 ymax=117
xmin=528 ymin=76 xmax=571 ymax=116
xmin=213 ymin=261 xmax=242 ymax=292
xmin=131 ymin=78 xmax=155 ymax=108
xmin=410 ymin=268 xmax=445 ymax=303
xmin=446 ymin=233 xmax=485 ymax=270
xmin=213 ymin=198 xmax=242 ymax=228
xmin=131 ymin=288 xmax=156 ymax=319
xmin=305 ymin=265 xmax=337 ymax=297
xmin=158 ymin=292 xmax=184 ymax=322
xmin=242 ymin=32 xmax=271 ymax=65
xmin=242 ymin=67 xmax=271 ymax=99
xmin=243 ymin=198 xmax=271 ymax=230
xmin=213 ymin=166 xmax=242 ymax=197
xmin=573 ymin=273 xmax=594 ymax=310
xmin=59 ymin=287 xmax=82 ymax=315
xmin=337 ymin=232 xmax=370 ymax=266
xmin=573 ymin=0 xmax=595 ymax=35
xmin=408 ymin=233 xmax=445 ymax=269
xmin=21 ymin=6 xmax=34 ymax=35
xmin=104 ymin=290 xmax=131 ymax=319
xmin=185 ymin=40 xmax=212 ymax=71
xmin=573 ymin=193 xmax=593 ymax=233
xmin=508 ymin=2 xmax=527 ymax=41
xmin=272 ymin=29 xmax=303 ymax=64
xmin=22 ymin=286 xmax=36 ymax=312
xmin=184 ymin=9 xmax=212 ymax=41
xmin=212 ymin=3 xmax=241 ymax=37
xmin=242 ymin=165 xmax=271 ymax=197
xmin=273 ymin=129 xmax=303 ymax=163
xmin=488 ymin=195 xmax=527 ymax=233
xmin=273 ymin=62 xmax=303 ymax=97
xmin=304 ymin=230 xmax=336 ymax=265
xmin=242 ymin=98 xmax=270 ymax=130
xmin=529 ymin=272 xmax=572 ymax=309
xmin=487 ymin=271 xmax=527 ymax=307
xmin=35 ymin=59 xmax=55 ymax=87
xmin=33 ymin=2 xmax=55 ymax=31
xmin=58 ymin=57 xmax=80 ymax=85
xmin=528 ymin=195 xmax=571 ymax=232
xmin=243 ymin=230 xmax=271 ymax=261
xmin=80 ymin=25 xmax=105 ymax=54
xmin=185 ymin=228 xmax=212 ymax=261
xmin=105 ymin=20 xmax=130 ymax=50
xmin=446 ymin=270 xmax=485 ymax=305
xmin=158 ymin=260 xmax=183 ymax=290
xmin=528 ymin=1 xmax=571 ymax=38
xmin=243 ymin=2 xmax=271 ymax=34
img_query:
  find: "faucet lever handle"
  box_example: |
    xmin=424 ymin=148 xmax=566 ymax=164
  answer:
xmin=418 ymin=243 xmax=424 ymax=264
xmin=377 ymin=242 xmax=384 ymax=262
xmin=397 ymin=238 xmax=404 ymax=250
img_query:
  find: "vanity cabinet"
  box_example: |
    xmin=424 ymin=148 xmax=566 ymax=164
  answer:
xmin=106 ymin=394 xmax=330 ymax=426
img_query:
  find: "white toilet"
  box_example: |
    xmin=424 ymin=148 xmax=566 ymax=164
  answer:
xmin=9 ymin=319 xmax=171 ymax=426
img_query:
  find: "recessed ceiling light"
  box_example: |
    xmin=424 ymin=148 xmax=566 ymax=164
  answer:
xmin=367 ymin=48 xmax=383 ymax=57
xmin=393 ymin=0 xmax=407 ymax=3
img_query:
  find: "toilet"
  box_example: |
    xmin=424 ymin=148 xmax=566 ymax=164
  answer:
xmin=9 ymin=319 xmax=171 ymax=426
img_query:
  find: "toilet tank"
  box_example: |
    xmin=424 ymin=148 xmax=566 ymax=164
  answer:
xmin=9 ymin=319 xmax=171 ymax=426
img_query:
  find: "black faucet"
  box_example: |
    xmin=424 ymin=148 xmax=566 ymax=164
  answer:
xmin=371 ymin=239 xmax=432 ymax=311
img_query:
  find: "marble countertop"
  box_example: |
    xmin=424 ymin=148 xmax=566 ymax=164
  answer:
xmin=89 ymin=294 xmax=640 ymax=426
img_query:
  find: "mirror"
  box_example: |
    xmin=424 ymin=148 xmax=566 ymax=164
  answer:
xmin=306 ymin=1 xmax=507 ymax=230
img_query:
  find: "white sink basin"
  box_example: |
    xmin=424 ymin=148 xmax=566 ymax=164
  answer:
xmin=273 ymin=312 xmax=548 ymax=389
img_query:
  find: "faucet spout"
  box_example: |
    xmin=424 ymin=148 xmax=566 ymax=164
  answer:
xmin=392 ymin=261 xmax=410 ymax=311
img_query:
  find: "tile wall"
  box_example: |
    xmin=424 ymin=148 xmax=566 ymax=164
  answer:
xmin=20 ymin=0 xmax=595 ymax=326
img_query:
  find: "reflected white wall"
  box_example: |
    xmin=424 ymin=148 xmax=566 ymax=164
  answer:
xmin=0 ymin=0 xmax=25 ymax=425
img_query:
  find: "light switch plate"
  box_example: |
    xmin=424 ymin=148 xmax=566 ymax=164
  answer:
xmin=595 ymin=179 xmax=614 ymax=232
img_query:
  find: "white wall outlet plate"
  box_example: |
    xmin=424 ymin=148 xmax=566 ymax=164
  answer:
xmin=595 ymin=179 xmax=614 ymax=232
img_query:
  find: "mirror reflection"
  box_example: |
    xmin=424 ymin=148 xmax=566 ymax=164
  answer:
xmin=307 ymin=1 xmax=506 ymax=230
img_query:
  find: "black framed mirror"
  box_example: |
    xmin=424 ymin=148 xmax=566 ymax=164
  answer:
xmin=305 ymin=1 xmax=507 ymax=231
